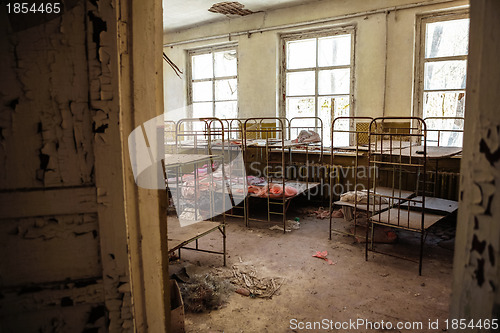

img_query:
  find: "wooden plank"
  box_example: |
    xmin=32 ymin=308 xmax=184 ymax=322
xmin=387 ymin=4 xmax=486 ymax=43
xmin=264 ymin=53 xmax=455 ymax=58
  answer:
xmin=400 ymin=196 xmax=458 ymax=214
xmin=400 ymin=145 xmax=462 ymax=158
xmin=371 ymin=208 xmax=444 ymax=231
xmin=0 ymin=304 xmax=106 ymax=332
xmin=164 ymin=154 xmax=215 ymax=166
xmin=0 ymin=214 xmax=101 ymax=286
xmin=0 ymin=280 xmax=104 ymax=315
xmin=0 ymin=187 xmax=97 ymax=219
xmin=377 ymin=145 xmax=463 ymax=158
xmin=167 ymin=218 xmax=222 ymax=252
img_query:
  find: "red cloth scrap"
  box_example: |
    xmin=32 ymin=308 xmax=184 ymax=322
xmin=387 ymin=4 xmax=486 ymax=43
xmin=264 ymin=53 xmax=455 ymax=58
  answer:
xmin=312 ymin=251 xmax=335 ymax=265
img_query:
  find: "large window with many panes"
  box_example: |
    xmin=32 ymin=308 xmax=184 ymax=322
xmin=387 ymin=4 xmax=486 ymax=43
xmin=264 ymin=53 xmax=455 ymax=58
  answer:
xmin=188 ymin=45 xmax=238 ymax=119
xmin=281 ymin=28 xmax=354 ymax=146
xmin=415 ymin=12 xmax=469 ymax=146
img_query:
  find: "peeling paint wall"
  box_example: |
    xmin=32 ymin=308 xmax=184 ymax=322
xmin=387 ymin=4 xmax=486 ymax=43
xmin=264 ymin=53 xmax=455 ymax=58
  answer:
xmin=0 ymin=3 xmax=94 ymax=189
xmin=450 ymin=0 xmax=500 ymax=324
xmin=163 ymin=0 xmax=468 ymax=120
xmin=0 ymin=0 xmax=134 ymax=331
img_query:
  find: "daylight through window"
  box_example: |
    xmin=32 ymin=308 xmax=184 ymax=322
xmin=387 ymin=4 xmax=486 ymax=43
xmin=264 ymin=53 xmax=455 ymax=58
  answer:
xmin=417 ymin=14 xmax=469 ymax=146
xmin=189 ymin=47 xmax=238 ymax=120
xmin=282 ymin=29 xmax=354 ymax=146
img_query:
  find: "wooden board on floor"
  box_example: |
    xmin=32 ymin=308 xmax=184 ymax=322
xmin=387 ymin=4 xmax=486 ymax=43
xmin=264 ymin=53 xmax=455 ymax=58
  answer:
xmin=370 ymin=208 xmax=444 ymax=231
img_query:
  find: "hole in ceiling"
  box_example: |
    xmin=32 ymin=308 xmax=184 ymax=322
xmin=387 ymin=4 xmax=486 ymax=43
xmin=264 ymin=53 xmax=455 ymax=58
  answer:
xmin=208 ymin=2 xmax=255 ymax=16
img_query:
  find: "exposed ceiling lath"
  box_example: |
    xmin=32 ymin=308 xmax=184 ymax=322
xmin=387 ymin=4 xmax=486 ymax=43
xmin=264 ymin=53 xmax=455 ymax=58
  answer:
xmin=208 ymin=1 xmax=254 ymax=16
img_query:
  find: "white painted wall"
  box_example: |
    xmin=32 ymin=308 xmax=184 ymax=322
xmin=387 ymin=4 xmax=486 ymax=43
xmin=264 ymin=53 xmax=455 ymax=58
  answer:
xmin=163 ymin=0 xmax=468 ymax=121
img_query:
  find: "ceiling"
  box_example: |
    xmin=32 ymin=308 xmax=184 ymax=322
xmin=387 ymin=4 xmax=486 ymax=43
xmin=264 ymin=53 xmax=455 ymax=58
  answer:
xmin=163 ymin=0 xmax=322 ymax=32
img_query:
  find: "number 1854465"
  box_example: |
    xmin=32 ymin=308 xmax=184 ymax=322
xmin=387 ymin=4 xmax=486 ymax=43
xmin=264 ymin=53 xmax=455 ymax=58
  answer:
xmin=6 ymin=2 xmax=62 ymax=14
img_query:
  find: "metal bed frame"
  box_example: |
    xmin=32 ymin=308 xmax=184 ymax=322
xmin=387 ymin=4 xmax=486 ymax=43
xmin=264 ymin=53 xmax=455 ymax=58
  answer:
xmin=365 ymin=116 xmax=459 ymax=275
xmin=424 ymin=116 xmax=464 ymax=198
xmin=288 ymin=116 xmax=324 ymax=162
xmin=219 ymin=118 xmax=247 ymax=221
xmin=243 ymin=117 xmax=320 ymax=233
xmin=329 ymin=116 xmax=373 ymax=240
xmin=162 ymin=117 xmax=228 ymax=265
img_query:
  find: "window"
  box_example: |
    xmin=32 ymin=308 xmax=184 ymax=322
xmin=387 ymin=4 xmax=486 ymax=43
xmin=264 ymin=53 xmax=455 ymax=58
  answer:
xmin=415 ymin=12 xmax=469 ymax=146
xmin=188 ymin=46 xmax=238 ymax=119
xmin=281 ymin=28 xmax=354 ymax=146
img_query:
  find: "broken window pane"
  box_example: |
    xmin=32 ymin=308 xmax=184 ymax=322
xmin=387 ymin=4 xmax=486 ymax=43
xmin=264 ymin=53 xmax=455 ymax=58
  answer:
xmin=425 ymin=117 xmax=464 ymax=147
xmin=215 ymin=101 xmax=238 ymax=119
xmin=424 ymin=60 xmax=467 ymax=90
xmin=214 ymin=50 xmax=237 ymax=77
xmin=192 ymin=53 xmax=213 ymax=80
xmin=215 ymin=79 xmax=237 ymax=101
xmin=286 ymin=71 xmax=315 ymax=96
xmin=192 ymin=81 xmax=213 ymax=102
xmin=287 ymin=38 xmax=316 ymax=69
xmin=423 ymin=91 xmax=465 ymax=147
xmin=318 ymin=96 xmax=350 ymax=146
xmin=286 ymin=97 xmax=315 ymax=119
xmin=425 ymin=18 xmax=469 ymax=58
xmin=423 ymin=91 xmax=465 ymax=118
xmin=318 ymin=34 xmax=351 ymax=67
xmin=318 ymin=69 xmax=350 ymax=95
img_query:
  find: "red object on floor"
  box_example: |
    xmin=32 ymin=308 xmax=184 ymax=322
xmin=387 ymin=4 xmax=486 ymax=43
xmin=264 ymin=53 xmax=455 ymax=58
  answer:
xmin=312 ymin=251 xmax=335 ymax=265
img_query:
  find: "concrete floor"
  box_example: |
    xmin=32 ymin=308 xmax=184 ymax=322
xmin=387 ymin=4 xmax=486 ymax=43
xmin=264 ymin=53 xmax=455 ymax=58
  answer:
xmin=169 ymin=201 xmax=455 ymax=333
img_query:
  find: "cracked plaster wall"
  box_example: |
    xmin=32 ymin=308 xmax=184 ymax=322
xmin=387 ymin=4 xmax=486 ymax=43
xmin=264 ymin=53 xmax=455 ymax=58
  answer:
xmin=0 ymin=0 xmax=133 ymax=332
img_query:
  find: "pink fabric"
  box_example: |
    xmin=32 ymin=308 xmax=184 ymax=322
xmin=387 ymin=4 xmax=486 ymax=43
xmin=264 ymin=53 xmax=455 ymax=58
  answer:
xmin=248 ymin=183 xmax=298 ymax=198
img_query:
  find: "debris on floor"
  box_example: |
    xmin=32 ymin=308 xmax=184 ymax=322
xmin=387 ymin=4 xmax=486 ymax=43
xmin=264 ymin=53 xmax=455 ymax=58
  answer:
xmin=235 ymin=288 xmax=251 ymax=296
xmin=307 ymin=207 xmax=343 ymax=219
xmin=332 ymin=209 xmax=344 ymax=218
xmin=175 ymin=268 xmax=235 ymax=313
xmin=349 ymin=226 xmax=398 ymax=243
xmin=230 ymin=265 xmax=285 ymax=299
xmin=269 ymin=219 xmax=300 ymax=232
xmin=312 ymin=250 xmax=335 ymax=265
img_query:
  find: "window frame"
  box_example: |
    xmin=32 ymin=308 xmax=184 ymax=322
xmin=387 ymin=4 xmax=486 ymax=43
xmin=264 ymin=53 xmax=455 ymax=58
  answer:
xmin=279 ymin=26 xmax=356 ymax=138
xmin=413 ymin=9 xmax=469 ymax=121
xmin=187 ymin=43 xmax=239 ymax=119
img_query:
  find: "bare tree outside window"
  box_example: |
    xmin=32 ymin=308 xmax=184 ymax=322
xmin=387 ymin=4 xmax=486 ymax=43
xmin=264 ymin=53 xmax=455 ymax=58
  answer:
xmin=282 ymin=28 xmax=355 ymax=146
xmin=417 ymin=14 xmax=469 ymax=147
xmin=189 ymin=46 xmax=238 ymax=127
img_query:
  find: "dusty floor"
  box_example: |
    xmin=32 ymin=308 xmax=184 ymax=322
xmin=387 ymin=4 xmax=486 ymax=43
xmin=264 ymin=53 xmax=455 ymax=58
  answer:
xmin=169 ymin=201 xmax=455 ymax=333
